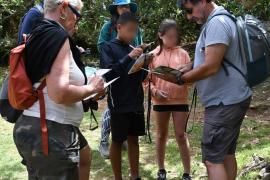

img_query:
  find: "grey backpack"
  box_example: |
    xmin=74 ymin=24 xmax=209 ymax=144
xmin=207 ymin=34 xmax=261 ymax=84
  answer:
xmin=207 ymin=13 xmax=270 ymax=87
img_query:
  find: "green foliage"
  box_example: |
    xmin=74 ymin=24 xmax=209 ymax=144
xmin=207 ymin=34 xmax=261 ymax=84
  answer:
xmin=0 ymin=0 xmax=269 ymax=65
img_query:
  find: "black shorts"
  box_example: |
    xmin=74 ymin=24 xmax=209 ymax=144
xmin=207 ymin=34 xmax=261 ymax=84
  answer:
xmin=153 ymin=104 xmax=189 ymax=112
xmin=202 ymin=97 xmax=251 ymax=163
xmin=110 ymin=111 xmax=145 ymax=142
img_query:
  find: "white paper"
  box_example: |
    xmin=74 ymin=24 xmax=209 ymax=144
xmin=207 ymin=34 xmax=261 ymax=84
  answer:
xmin=86 ymin=68 xmax=111 ymax=85
xmin=84 ymin=77 xmax=119 ymax=100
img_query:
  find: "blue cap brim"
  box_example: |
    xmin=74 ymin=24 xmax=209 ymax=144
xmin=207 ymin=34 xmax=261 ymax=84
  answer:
xmin=108 ymin=2 xmax=138 ymax=14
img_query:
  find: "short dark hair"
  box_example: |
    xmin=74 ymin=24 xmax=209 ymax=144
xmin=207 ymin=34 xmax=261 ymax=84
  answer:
xmin=177 ymin=0 xmax=212 ymax=8
xmin=117 ymin=12 xmax=138 ymax=25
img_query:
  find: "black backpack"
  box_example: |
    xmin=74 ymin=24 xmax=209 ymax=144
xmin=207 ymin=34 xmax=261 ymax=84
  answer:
xmin=205 ymin=13 xmax=270 ymax=87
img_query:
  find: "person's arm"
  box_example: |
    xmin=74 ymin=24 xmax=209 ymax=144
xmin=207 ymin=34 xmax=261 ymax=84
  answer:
xmin=181 ymin=44 xmax=227 ymax=83
xmin=181 ymin=17 xmax=232 ymax=83
xmin=46 ymin=39 xmax=104 ymax=104
xmin=100 ymin=43 xmax=143 ymax=81
xmin=18 ymin=9 xmax=42 ymax=44
xmin=97 ymin=22 xmax=111 ymax=52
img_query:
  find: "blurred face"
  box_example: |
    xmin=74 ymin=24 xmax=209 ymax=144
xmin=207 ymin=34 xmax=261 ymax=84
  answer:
xmin=117 ymin=21 xmax=138 ymax=44
xmin=117 ymin=5 xmax=131 ymax=15
xmin=59 ymin=2 xmax=82 ymax=33
xmin=183 ymin=0 xmax=207 ymax=24
xmin=159 ymin=27 xmax=178 ymax=48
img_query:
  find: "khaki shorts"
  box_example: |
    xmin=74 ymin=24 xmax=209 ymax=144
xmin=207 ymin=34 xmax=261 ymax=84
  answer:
xmin=202 ymin=97 xmax=251 ymax=163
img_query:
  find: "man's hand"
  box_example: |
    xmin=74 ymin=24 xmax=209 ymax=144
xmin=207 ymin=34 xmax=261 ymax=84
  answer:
xmin=177 ymin=62 xmax=193 ymax=74
xmin=128 ymin=47 xmax=143 ymax=59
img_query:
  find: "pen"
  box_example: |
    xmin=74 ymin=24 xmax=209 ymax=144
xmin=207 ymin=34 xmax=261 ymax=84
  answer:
xmin=129 ymin=44 xmax=135 ymax=49
xmin=141 ymin=68 xmax=164 ymax=76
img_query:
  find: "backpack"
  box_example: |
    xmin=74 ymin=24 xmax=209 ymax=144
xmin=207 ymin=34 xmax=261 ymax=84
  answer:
xmin=8 ymin=41 xmax=48 ymax=156
xmin=0 ymin=75 xmax=23 ymax=123
xmin=206 ymin=13 xmax=270 ymax=87
xmin=0 ymin=3 xmax=44 ymax=123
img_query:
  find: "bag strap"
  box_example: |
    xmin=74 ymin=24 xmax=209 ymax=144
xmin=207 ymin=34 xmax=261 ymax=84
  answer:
xmin=89 ymin=109 xmax=98 ymax=131
xmin=36 ymin=79 xmax=48 ymax=156
xmin=204 ymin=12 xmax=249 ymax=84
xmin=146 ymin=77 xmax=152 ymax=143
xmin=34 ymin=4 xmax=44 ymax=14
xmin=185 ymin=88 xmax=197 ymax=133
xmin=223 ymin=58 xmax=248 ymax=83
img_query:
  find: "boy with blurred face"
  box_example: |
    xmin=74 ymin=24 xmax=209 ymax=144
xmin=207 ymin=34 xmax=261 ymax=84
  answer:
xmin=100 ymin=12 xmax=148 ymax=180
xmin=177 ymin=0 xmax=252 ymax=180
xmin=97 ymin=1 xmax=143 ymax=159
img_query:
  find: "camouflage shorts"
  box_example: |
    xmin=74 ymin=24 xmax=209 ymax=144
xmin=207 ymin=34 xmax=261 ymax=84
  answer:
xmin=13 ymin=115 xmax=82 ymax=180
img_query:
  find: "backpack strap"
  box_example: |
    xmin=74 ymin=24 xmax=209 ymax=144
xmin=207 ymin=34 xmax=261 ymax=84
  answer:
xmin=185 ymin=88 xmax=197 ymax=133
xmin=34 ymin=4 xmax=44 ymax=14
xmin=36 ymin=79 xmax=48 ymax=156
xmin=146 ymin=76 xmax=152 ymax=143
xmin=203 ymin=12 xmax=248 ymax=84
xmin=108 ymin=21 xmax=114 ymax=40
xmin=223 ymin=58 xmax=248 ymax=82
xmin=89 ymin=108 xmax=98 ymax=131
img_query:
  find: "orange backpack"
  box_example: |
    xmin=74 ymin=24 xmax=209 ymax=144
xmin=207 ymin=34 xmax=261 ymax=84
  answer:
xmin=8 ymin=41 xmax=48 ymax=156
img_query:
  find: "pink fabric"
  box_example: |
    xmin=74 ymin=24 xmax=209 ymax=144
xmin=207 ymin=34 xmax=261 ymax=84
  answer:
xmin=149 ymin=46 xmax=191 ymax=105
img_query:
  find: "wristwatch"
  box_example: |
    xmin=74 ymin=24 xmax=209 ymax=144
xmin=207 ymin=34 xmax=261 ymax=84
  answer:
xmin=176 ymin=71 xmax=185 ymax=85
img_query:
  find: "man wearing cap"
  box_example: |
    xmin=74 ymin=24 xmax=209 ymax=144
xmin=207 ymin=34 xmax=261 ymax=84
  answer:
xmin=177 ymin=0 xmax=252 ymax=179
xmin=97 ymin=0 xmax=143 ymax=159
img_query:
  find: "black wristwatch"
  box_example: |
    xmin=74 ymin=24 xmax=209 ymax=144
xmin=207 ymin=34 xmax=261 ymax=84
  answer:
xmin=176 ymin=71 xmax=185 ymax=85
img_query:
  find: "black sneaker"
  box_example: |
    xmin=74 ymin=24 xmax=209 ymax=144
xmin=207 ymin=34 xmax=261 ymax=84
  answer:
xmin=182 ymin=173 xmax=191 ymax=180
xmin=157 ymin=169 xmax=167 ymax=180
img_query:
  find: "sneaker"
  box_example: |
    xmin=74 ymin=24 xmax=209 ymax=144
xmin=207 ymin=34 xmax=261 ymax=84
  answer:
xmin=99 ymin=142 xmax=110 ymax=159
xmin=182 ymin=173 xmax=191 ymax=180
xmin=157 ymin=169 xmax=167 ymax=180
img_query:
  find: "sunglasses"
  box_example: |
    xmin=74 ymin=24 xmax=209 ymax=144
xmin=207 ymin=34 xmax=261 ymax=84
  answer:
xmin=181 ymin=1 xmax=201 ymax=15
xmin=58 ymin=1 xmax=82 ymax=24
xmin=183 ymin=7 xmax=193 ymax=14
xmin=68 ymin=4 xmax=82 ymax=24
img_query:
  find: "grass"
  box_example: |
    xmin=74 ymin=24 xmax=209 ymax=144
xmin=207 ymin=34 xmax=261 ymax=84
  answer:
xmin=0 ymin=67 xmax=7 ymax=87
xmin=0 ymin=113 xmax=269 ymax=180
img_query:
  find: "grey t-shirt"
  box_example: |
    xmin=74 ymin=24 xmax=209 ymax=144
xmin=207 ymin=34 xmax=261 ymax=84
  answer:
xmin=194 ymin=6 xmax=252 ymax=107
